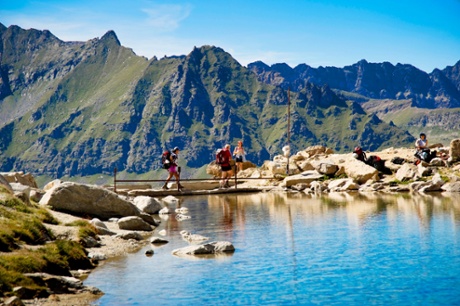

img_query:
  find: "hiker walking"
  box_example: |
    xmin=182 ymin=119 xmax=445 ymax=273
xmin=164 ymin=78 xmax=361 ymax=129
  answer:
xmin=233 ymin=140 xmax=246 ymax=172
xmin=216 ymin=144 xmax=233 ymax=188
xmin=162 ymin=147 xmax=183 ymax=190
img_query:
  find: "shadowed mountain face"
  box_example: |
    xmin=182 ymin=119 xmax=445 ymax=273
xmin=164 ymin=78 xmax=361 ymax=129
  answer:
xmin=248 ymin=59 xmax=460 ymax=109
xmin=0 ymin=24 xmax=418 ymax=177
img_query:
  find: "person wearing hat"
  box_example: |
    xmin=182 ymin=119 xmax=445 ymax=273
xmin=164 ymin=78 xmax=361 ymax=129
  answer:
xmin=162 ymin=147 xmax=183 ymax=190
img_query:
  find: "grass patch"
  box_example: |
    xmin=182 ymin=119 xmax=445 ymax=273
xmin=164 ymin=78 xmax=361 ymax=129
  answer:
xmin=0 ymin=193 xmax=58 ymax=252
xmin=65 ymin=220 xmax=98 ymax=240
xmin=0 ymin=240 xmax=93 ymax=295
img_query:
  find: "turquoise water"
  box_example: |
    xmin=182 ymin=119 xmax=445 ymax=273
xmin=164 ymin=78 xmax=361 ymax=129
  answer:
xmin=84 ymin=192 xmax=460 ymax=305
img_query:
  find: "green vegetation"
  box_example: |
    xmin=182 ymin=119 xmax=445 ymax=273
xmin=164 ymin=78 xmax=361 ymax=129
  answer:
xmin=0 ymin=28 xmax=417 ymax=179
xmin=65 ymin=220 xmax=98 ymax=240
xmin=0 ymin=240 xmax=91 ymax=295
xmin=0 ymin=188 xmax=93 ymax=297
xmin=0 ymin=194 xmax=58 ymax=252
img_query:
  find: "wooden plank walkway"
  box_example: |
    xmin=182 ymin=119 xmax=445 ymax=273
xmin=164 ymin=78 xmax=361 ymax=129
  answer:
xmin=116 ymin=187 xmax=267 ymax=197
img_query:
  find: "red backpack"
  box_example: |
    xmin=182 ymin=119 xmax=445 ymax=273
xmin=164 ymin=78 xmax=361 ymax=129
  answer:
xmin=216 ymin=149 xmax=229 ymax=165
xmin=161 ymin=150 xmax=171 ymax=169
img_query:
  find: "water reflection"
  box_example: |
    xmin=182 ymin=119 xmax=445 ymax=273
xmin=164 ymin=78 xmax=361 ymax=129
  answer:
xmin=85 ymin=192 xmax=460 ymax=306
xmin=206 ymin=192 xmax=460 ymax=232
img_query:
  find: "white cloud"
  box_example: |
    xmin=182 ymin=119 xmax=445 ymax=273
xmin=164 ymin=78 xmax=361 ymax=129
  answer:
xmin=141 ymin=4 xmax=192 ymax=32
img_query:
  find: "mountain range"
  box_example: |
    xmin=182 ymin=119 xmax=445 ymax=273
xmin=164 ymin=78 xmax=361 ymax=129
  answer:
xmin=0 ymin=23 xmax=458 ymax=179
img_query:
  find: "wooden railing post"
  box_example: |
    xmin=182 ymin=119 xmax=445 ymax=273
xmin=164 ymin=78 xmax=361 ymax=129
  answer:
xmin=234 ymin=164 xmax=237 ymax=189
xmin=114 ymin=167 xmax=117 ymax=193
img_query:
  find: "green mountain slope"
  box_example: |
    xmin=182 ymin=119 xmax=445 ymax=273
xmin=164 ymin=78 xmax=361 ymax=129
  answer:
xmin=361 ymin=97 xmax=460 ymax=146
xmin=0 ymin=24 xmax=415 ymax=178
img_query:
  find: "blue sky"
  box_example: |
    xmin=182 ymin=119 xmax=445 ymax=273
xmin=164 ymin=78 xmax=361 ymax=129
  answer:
xmin=1 ymin=0 xmax=459 ymax=72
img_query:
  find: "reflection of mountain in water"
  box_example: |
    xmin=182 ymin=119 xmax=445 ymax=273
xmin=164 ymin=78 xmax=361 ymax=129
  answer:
xmin=207 ymin=192 xmax=460 ymax=233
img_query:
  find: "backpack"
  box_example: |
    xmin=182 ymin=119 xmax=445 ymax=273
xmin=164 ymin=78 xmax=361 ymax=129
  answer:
xmin=353 ymin=146 xmax=366 ymax=161
xmin=367 ymin=155 xmax=392 ymax=174
xmin=216 ymin=149 xmax=229 ymax=165
xmin=161 ymin=150 xmax=171 ymax=169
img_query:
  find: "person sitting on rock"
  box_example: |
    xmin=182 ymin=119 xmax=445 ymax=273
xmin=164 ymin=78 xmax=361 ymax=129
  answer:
xmin=414 ymin=133 xmax=436 ymax=164
xmin=352 ymin=146 xmax=367 ymax=162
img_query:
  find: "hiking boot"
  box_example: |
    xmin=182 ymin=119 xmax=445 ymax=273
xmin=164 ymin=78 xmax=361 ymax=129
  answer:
xmin=178 ymin=184 xmax=185 ymax=189
xmin=162 ymin=183 xmax=169 ymax=190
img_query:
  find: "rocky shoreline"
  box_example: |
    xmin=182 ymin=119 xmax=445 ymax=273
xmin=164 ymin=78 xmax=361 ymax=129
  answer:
xmin=1 ymin=140 xmax=460 ymax=305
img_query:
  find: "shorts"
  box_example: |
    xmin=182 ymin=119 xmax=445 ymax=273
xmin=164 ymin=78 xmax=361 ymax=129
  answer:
xmin=221 ymin=165 xmax=232 ymax=172
xmin=235 ymin=156 xmax=243 ymax=163
xmin=168 ymin=165 xmax=178 ymax=174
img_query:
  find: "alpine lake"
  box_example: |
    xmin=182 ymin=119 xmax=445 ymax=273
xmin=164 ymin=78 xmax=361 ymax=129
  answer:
xmin=84 ymin=192 xmax=460 ymax=305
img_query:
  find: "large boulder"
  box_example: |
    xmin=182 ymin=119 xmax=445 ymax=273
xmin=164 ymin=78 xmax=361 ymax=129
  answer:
xmin=282 ymin=171 xmax=324 ymax=188
xmin=39 ymin=182 xmax=141 ymax=219
xmin=0 ymin=171 xmax=38 ymax=188
xmin=395 ymin=163 xmax=419 ymax=182
xmin=343 ymin=160 xmax=379 ymax=184
xmin=133 ymin=196 xmax=162 ymax=214
xmin=449 ymin=138 xmax=460 ymax=162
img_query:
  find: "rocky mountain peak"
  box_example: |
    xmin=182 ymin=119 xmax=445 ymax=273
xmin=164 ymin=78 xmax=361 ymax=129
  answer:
xmin=100 ymin=30 xmax=121 ymax=45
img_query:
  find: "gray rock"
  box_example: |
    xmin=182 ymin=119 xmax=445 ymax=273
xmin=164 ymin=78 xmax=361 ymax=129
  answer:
xmin=429 ymin=158 xmax=445 ymax=167
xmin=90 ymin=218 xmax=107 ymax=229
xmin=172 ymin=241 xmax=235 ymax=256
xmin=29 ymin=188 xmax=46 ymax=202
xmin=441 ymin=182 xmax=460 ymax=192
xmin=313 ymin=162 xmax=338 ymax=176
xmin=150 ymin=236 xmax=169 ymax=244
xmin=79 ymin=236 xmax=100 ymax=248
xmin=133 ymin=196 xmax=163 ymax=214
xmin=90 ymin=219 xmax=116 ymax=235
xmin=39 ymin=182 xmax=141 ymax=219
xmin=24 ymin=273 xmax=83 ymax=294
xmin=328 ymin=178 xmax=359 ymax=191
xmin=395 ymin=163 xmax=419 ymax=181
xmin=115 ymin=232 xmax=144 ymax=240
xmin=282 ymin=170 xmax=323 ymax=188
xmin=343 ymin=160 xmax=379 ymax=184
xmin=0 ymin=171 xmax=38 ymax=188
xmin=88 ymin=253 xmax=107 ymax=261
xmin=417 ymin=164 xmax=432 ymax=177
xmin=449 ymin=138 xmax=460 ymax=162
xmin=117 ymin=216 xmax=153 ymax=231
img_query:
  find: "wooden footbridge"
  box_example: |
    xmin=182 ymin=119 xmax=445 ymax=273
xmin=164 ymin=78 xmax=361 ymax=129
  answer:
xmin=111 ymin=167 xmax=280 ymax=196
